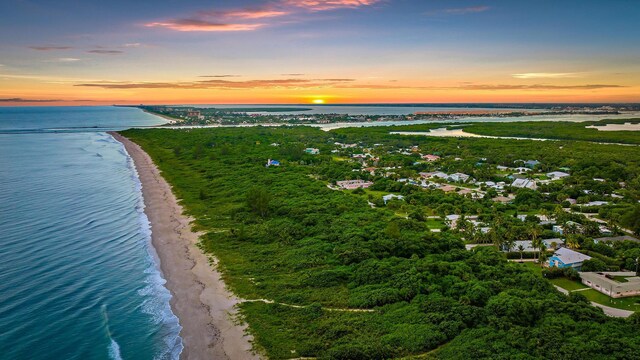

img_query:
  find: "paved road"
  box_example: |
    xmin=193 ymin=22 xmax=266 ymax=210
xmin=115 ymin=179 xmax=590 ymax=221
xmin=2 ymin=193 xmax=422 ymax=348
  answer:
xmin=553 ymin=285 xmax=634 ymax=318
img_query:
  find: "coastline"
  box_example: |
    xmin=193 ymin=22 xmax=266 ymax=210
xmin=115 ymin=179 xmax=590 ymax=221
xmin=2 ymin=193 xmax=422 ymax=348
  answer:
xmin=140 ymin=108 xmax=182 ymax=124
xmin=108 ymin=131 xmax=258 ymax=360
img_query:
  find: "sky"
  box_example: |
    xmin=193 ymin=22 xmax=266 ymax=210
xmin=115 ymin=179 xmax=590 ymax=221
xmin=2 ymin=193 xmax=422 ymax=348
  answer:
xmin=0 ymin=0 xmax=639 ymax=105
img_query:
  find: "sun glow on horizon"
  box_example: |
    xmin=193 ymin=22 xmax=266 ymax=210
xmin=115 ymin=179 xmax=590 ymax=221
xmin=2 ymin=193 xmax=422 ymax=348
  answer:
xmin=312 ymin=99 xmax=325 ymax=104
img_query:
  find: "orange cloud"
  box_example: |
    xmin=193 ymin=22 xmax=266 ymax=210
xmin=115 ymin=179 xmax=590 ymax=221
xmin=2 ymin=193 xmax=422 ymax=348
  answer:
xmin=461 ymin=84 xmax=626 ymax=90
xmin=145 ymin=20 xmax=265 ymax=32
xmin=74 ymin=78 xmax=352 ymax=89
xmin=198 ymin=8 xmax=290 ymax=19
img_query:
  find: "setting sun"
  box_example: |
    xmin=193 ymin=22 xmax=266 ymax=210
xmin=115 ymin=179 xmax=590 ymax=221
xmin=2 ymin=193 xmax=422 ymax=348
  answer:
xmin=312 ymin=99 xmax=325 ymax=104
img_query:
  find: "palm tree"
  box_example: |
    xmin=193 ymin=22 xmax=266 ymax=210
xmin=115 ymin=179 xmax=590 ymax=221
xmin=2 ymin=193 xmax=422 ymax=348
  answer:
xmin=564 ymin=222 xmax=579 ymax=236
xmin=517 ymin=244 xmax=525 ymax=262
xmin=539 ymin=208 xmax=550 ymax=223
xmin=566 ymin=234 xmax=580 ymax=249
xmin=528 ymin=223 xmax=542 ymax=263
xmin=532 ymin=237 xmax=542 ymax=263
xmin=539 ymin=243 xmax=548 ymax=267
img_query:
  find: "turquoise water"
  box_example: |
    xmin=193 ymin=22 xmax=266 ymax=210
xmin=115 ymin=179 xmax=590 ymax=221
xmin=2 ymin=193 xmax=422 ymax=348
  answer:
xmin=0 ymin=107 xmax=181 ymax=359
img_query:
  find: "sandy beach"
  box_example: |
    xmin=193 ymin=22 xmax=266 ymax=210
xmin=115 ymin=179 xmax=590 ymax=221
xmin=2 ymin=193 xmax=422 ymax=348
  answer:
xmin=109 ymin=132 xmax=259 ymax=360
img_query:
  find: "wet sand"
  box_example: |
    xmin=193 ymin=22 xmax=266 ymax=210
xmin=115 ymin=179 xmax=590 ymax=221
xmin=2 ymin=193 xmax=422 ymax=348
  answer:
xmin=109 ymin=132 xmax=259 ymax=360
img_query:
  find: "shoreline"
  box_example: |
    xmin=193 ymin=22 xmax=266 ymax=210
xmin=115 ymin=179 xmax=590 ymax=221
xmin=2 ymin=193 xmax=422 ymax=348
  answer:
xmin=108 ymin=131 xmax=259 ymax=360
xmin=141 ymin=108 xmax=182 ymax=124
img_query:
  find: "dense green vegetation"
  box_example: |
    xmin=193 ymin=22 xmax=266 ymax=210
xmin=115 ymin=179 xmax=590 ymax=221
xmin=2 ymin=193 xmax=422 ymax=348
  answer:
xmin=121 ymin=125 xmax=640 ymax=359
xmin=462 ymin=118 xmax=640 ymax=145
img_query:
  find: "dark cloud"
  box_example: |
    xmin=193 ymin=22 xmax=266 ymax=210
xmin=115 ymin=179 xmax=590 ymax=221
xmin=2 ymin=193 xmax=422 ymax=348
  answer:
xmin=29 ymin=46 xmax=73 ymax=51
xmin=88 ymin=50 xmax=124 ymax=55
xmin=0 ymin=98 xmax=61 ymax=102
xmin=75 ymin=78 xmax=351 ymax=89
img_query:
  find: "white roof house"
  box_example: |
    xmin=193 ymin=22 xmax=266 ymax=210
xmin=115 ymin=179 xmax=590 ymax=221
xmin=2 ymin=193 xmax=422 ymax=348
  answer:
xmin=584 ymin=201 xmax=609 ymax=207
xmin=449 ymin=173 xmax=472 ymax=183
xmin=511 ymin=178 xmax=537 ymax=190
xmin=547 ymin=171 xmax=570 ymax=179
xmin=383 ymin=194 xmax=405 ymax=204
xmin=548 ymin=247 xmax=591 ymax=269
xmin=514 ymin=167 xmax=532 ymax=173
xmin=504 ymin=238 xmax=563 ymax=252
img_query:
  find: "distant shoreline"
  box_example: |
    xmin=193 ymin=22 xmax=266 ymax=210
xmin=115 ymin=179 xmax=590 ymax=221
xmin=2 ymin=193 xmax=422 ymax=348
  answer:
xmin=108 ymin=131 xmax=258 ymax=360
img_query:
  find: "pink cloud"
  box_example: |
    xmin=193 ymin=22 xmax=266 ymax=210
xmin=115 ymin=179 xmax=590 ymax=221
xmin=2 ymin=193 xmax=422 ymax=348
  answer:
xmin=284 ymin=0 xmax=381 ymax=11
xmin=144 ymin=0 xmax=381 ymax=32
xmin=198 ymin=8 xmax=290 ymax=19
xmin=145 ymin=20 xmax=265 ymax=32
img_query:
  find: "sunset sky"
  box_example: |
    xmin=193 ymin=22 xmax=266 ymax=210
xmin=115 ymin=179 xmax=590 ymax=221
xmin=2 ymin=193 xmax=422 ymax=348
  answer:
xmin=1 ymin=0 xmax=639 ymax=105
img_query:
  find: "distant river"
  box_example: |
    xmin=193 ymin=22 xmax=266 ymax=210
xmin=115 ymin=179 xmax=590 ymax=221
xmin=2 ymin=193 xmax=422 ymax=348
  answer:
xmin=0 ymin=107 xmax=182 ymax=359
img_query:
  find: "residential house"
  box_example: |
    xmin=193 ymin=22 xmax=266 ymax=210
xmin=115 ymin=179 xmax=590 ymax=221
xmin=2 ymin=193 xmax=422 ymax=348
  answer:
xmin=584 ymin=201 xmax=609 ymax=207
xmin=362 ymin=167 xmax=376 ymax=175
xmin=553 ymin=221 xmax=582 ymax=235
xmin=594 ymin=236 xmax=640 ymax=244
xmin=525 ymin=160 xmax=540 ymax=169
xmin=548 ymin=247 xmax=591 ymax=270
xmin=266 ymin=159 xmax=280 ymax=167
xmin=504 ymin=238 xmax=563 ymax=252
xmin=449 ymin=172 xmax=472 ymax=183
xmin=383 ymin=194 xmax=405 ymax=204
xmin=439 ymin=185 xmax=458 ymax=192
xmin=511 ymin=178 xmax=537 ymax=190
xmin=305 ymin=148 xmax=320 ymax=155
xmin=492 ymin=196 xmax=513 ymax=204
xmin=422 ymin=154 xmax=441 ymax=162
xmin=547 ymin=171 xmax=570 ymax=179
xmin=581 ymin=272 xmax=640 ymax=298
xmin=336 ymin=180 xmax=373 ymax=190
xmin=514 ymin=167 xmax=532 ymax=174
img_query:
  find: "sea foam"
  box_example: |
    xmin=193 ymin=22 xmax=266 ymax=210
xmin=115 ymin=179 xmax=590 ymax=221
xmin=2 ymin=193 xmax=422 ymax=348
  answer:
xmin=110 ymin=133 xmax=184 ymax=360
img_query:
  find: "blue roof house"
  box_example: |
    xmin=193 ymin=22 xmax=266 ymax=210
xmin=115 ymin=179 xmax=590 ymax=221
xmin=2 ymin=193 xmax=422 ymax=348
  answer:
xmin=548 ymin=247 xmax=591 ymax=270
xmin=525 ymin=160 xmax=540 ymax=169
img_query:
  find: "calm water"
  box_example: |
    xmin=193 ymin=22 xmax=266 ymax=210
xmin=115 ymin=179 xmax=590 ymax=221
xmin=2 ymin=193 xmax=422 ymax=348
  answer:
xmin=0 ymin=107 xmax=181 ymax=359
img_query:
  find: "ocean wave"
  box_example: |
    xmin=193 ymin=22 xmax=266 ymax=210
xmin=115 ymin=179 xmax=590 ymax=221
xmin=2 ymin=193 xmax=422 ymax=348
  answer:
xmin=113 ymin=133 xmax=184 ymax=360
xmin=108 ymin=339 xmax=123 ymax=360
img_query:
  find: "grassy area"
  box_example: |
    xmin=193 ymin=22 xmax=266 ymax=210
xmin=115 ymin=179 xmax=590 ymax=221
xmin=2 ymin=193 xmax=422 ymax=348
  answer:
xmin=519 ymin=262 xmax=543 ymax=275
xmin=426 ymin=218 xmax=444 ymax=230
xmin=550 ymin=278 xmax=589 ymax=291
xmin=612 ymin=275 xmax=630 ymax=283
xmin=580 ymin=289 xmax=640 ymax=312
xmin=547 ymin=276 xmax=640 ymax=312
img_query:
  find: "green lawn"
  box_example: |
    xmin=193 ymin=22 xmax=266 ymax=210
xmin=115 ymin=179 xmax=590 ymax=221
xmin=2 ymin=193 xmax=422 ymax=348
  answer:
xmin=612 ymin=275 xmax=630 ymax=283
xmin=550 ymin=278 xmax=589 ymax=291
xmin=580 ymin=289 xmax=640 ymax=312
xmin=426 ymin=218 xmax=444 ymax=229
xmin=519 ymin=262 xmax=543 ymax=275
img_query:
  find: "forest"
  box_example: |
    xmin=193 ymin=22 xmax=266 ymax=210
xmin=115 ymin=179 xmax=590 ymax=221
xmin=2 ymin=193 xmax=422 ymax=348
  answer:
xmin=121 ymin=123 xmax=640 ymax=359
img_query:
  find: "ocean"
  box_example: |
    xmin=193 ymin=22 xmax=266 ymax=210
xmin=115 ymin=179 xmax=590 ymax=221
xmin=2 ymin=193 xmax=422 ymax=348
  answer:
xmin=0 ymin=107 xmax=181 ymax=359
